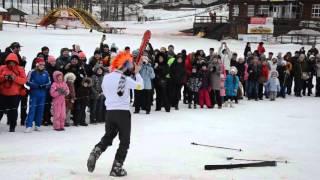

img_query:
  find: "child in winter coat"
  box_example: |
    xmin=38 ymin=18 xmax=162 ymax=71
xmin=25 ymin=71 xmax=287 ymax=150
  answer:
xmin=187 ymin=66 xmax=201 ymax=109
xmin=25 ymin=58 xmax=51 ymax=133
xmin=64 ymin=72 xmax=76 ymax=126
xmin=224 ymin=66 xmax=240 ymax=107
xmin=90 ymin=67 xmax=106 ymax=123
xmin=50 ymin=71 xmax=69 ymax=131
xmin=198 ymin=63 xmax=212 ymax=108
xmin=266 ymin=71 xmax=281 ymax=101
xmin=74 ymin=77 xmax=93 ymax=126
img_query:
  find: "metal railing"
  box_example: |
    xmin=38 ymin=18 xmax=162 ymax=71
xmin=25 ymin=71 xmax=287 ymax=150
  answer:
xmin=194 ymin=16 xmax=228 ymax=24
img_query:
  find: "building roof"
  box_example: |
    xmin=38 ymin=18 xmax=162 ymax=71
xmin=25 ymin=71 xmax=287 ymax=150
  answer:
xmin=0 ymin=7 xmax=8 ymax=13
xmin=6 ymin=7 xmax=28 ymax=16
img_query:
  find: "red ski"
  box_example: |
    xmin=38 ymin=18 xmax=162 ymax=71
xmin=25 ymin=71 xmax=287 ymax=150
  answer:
xmin=136 ymin=30 xmax=151 ymax=64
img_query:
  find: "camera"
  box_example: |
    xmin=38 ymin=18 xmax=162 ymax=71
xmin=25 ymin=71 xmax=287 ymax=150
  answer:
xmin=5 ymin=75 xmax=13 ymax=81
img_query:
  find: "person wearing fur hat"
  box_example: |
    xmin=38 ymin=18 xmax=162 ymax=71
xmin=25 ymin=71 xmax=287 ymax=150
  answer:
xmin=224 ymin=66 xmax=240 ymax=107
xmin=0 ymin=53 xmax=27 ymax=132
xmin=25 ymin=58 xmax=51 ymax=133
xmin=64 ymin=72 xmax=76 ymax=126
xmin=266 ymin=71 xmax=280 ymax=101
xmin=87 ymin=51 xmax=143 ymax=177
xmin=50 ymin=71 xmax=69 ymax=131
xmin=90 ymin=66 xmax=106 ymax=123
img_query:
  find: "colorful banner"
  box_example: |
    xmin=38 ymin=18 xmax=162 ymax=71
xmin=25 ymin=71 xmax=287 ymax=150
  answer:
xmin=248 ymin=24 xmax=274 ymax=34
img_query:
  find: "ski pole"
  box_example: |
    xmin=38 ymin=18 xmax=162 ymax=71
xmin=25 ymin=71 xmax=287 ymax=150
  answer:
xmin=191 ymin=142 xmax=242 ymax=152
xmin=226 ymin=157 xmax=288 ymax=164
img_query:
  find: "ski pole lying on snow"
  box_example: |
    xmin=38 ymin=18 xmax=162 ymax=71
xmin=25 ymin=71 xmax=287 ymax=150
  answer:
xmin=226 ymin=157 xmax=288 ymax=164
xmin=191 ymin=142 xmax=243 ymax=152
xmin=205 ymin=161 xmax=277 ymax=170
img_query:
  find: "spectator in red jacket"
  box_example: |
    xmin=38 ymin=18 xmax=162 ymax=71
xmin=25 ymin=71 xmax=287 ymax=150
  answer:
xmin=0 ymin=53 xmax=27 ymax=132
xmin=257 ymin=42 xmax=266 ymax=56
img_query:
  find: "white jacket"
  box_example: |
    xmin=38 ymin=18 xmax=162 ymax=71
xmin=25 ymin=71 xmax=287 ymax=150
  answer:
xmin=102 ymin=71 xmax=144 ymax=110
xmin=219 ymin=45 xmax=232 ymax=71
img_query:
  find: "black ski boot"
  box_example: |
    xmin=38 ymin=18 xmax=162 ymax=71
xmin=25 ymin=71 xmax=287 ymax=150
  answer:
xmin=110 ymin=160 xmax=127 ymax=177
xmin=87 ymin=146 xmax=102 ymax=173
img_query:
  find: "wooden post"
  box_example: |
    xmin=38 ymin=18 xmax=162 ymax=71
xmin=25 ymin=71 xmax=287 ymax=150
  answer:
xmin=0 ymin=15 xmax=2 ymax=31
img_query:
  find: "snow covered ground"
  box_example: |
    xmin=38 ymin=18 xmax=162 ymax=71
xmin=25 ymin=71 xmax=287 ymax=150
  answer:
xmin=0 ymin=22 xmax=320 ymax=179
xmin=1 ymin=94 xmax=320 ymax=179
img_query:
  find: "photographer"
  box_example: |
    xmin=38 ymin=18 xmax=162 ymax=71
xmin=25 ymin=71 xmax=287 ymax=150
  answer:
xmin=0 ymin=53 xmax=27 ymax=132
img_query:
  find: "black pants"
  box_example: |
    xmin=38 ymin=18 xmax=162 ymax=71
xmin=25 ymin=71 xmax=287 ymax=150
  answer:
xmin=74 ymin=101 xmax=87 ymax=125
xmin=20 ymin=95 xmax=28 ymax=126
xmin=172 ymin=84 xmax=183 ymax=108
xmin=183 ymin=84 xmax=188 ymax=103
xmin=294 ymin=77 xmax=302 ymax=96
xmin=95 ymin=110 xmax=131 ymax=163
xmin=316 ymin=77 xmax=320 ymax=97
xmin=258 ymin=83 xmax=264 ymax=99
xmin=286 ymin=75 xmax=293 ymax=95
xmin=302 ymin=75 xmax=313 ymax=95
xmin=0 ymin=95 xmax=20 ymax=131
xmin=42 ymin=95 xmax=52 ymax=125
xmin=134 ymin=89 xmax=152 ymax=113
xmin=155 ymin=84 xmax=170 ymax=111
xmin=187 ymin=91 xmax=198 ymax=105
xmin=210 ymin=90 xmax=222 ymax=107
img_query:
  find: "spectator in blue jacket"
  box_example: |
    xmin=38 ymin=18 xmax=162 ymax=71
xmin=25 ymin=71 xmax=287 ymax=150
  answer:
xmin=134 ymin=55 xmax=155 ymax=114
xmin=225 ymin=66 xmax=239 ymax=108
xmin=25 ymin=58 xmax=51 ymax=133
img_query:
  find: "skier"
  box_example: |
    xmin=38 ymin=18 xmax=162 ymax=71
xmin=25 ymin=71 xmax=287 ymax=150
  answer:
xmin=87 ymin=52 xmax=143 ymax=177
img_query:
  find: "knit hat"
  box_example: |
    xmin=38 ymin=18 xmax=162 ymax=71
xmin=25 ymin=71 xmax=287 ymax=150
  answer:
xmin=35 ymin=57 xmax=45 ymax=66
xmin=47 ymin=55 xmax=56 ymax=64
xmin=78 ymin=52 xmax=86 ymax=59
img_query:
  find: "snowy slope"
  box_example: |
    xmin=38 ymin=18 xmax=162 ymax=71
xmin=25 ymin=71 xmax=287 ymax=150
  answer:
xmin=0 ymin=23 xmax=314 ymax=72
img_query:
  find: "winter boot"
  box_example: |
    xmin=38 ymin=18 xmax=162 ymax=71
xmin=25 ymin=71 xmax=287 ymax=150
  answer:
xmin=24 ymin=127 xmax=32 ymax=133
xmin=188 ymin=104 xmax=191 ymax=109
xmin=87 ymin=146 xmax=103 ymax=173
xmin=229 ymin=101 xmax=234 ymax=108
xmin=34 ymin=126 xmax=41 ymax=131
xmin=109 ymin=160 xmax=127 ymax=177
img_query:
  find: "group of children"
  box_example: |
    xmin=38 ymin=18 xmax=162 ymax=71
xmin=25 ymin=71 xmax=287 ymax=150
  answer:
xmin=0 ymin=39 xmax=319 ymax=132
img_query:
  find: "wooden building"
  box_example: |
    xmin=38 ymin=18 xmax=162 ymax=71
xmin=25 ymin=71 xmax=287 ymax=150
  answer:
xmin=4 ymin=8 xmax=28 ymax=22
xmin=193 ymin=0 xmax=320 ymax=40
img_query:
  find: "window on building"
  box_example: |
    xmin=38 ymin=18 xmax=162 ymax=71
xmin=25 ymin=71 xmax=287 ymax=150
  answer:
xmin=248 ymin=5 xmax=255 ymax=17
xmin=233 ymin=5 xmax=239 ymax=16
xmin=258 ymin=5 xmax=270 ymax=17
xmin=312 ymin=4 xmax=320 ymax=18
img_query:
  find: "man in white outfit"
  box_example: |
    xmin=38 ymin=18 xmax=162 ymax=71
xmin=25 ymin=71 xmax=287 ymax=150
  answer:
xmin=87 ymin=52 xmax=144 ymax=177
